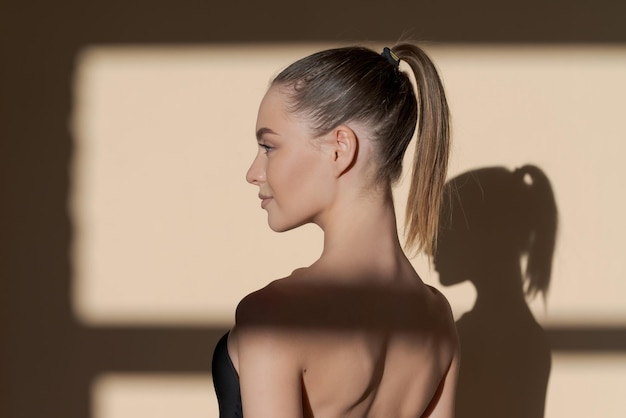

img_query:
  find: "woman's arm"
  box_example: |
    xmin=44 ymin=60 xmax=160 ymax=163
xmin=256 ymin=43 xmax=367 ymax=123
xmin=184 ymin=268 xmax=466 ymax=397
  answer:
xmin=236 ymin=291 xmax=305 ymax=418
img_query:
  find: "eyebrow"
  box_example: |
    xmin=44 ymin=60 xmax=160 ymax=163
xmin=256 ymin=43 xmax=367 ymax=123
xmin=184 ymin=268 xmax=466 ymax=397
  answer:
xmin=256 ymin=127 xmax=279 ymax=141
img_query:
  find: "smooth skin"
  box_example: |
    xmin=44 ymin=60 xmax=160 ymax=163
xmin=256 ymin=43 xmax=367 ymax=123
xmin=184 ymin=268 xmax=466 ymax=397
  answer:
xmin=228 ymin=86 xmax=459 ymax=418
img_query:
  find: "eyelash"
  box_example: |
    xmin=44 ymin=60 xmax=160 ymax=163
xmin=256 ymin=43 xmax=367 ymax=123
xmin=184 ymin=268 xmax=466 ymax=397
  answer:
xmin=260 ymin=143 xmax=273 ymax=154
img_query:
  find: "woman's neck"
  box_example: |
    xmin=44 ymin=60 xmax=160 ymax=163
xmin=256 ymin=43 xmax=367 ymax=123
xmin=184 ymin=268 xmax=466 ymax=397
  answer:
xmin=314 ymin=186 xmax=410 ymax=281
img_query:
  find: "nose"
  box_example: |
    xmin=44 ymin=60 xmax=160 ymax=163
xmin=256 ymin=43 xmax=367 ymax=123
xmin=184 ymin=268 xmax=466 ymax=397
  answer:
xmin=246 ymin=152 xmax=266 ymax=185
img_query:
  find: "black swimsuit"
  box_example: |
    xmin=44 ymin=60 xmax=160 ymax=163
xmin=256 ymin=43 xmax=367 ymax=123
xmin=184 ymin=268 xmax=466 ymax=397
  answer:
xmin=212 ymin=332 xmax=243 ymax=418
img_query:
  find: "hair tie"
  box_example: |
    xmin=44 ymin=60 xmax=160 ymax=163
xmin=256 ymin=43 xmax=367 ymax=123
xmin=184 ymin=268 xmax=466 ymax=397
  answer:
xmin=381 ymin=47 xmax=400 ymax=67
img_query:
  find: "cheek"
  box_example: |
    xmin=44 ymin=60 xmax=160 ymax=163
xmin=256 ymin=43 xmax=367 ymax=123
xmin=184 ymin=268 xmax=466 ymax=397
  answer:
xmin=266 ymin=151 xmax=331 ymax=228
xmin=290 ymin=154 xmax=332 ymax=200
xmin=271 ymin=150 xmax=326 ymax=194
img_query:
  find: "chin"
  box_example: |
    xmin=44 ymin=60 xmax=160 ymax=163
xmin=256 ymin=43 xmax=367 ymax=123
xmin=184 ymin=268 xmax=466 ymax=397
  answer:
xmin=267 ymin=213 xmax=312 ymax=233
xmin=268 ymin=222 xmax=292 ymax=233
xmin=267 ymin=217 xmax=301 ymax=233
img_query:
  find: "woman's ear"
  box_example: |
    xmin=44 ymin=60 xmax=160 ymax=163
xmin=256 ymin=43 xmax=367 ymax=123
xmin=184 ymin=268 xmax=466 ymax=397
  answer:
xmin=329 ymin=125 xmax=358 ymax=177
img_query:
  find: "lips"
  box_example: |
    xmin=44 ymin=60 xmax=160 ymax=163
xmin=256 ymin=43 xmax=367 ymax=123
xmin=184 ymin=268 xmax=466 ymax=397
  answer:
xmin=258 ymin=194 xmax=272 ymax=209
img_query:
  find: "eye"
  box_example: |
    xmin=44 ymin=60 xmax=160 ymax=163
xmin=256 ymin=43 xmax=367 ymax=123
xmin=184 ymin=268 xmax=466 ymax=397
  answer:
xmin=260 ymin=143 xmax=273 ymax=154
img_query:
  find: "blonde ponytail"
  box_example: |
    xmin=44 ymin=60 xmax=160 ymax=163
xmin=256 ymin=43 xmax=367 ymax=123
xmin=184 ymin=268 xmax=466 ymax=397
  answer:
xmin=392 ymin=44 xmax=450 ymax=255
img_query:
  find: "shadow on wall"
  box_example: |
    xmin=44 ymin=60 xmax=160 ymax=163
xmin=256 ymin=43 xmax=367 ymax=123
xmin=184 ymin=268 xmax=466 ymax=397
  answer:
xmin=434 ymin=165 xmax=558 ymax=418
xmin=4 ymin=3 xmax=626 ymax=415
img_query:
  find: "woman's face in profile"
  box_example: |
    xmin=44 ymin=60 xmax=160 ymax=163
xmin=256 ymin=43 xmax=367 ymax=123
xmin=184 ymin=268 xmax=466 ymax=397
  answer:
xmin=246 ymin=87 xmax=335 ymax=232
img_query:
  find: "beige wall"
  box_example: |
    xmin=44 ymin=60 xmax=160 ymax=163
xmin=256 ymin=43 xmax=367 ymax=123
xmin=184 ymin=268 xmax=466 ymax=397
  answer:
xmin=71 ymin=44 xmax=626 ymax=418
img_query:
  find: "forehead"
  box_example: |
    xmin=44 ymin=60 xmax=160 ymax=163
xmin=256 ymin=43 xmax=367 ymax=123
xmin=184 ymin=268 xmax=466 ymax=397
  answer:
xmin=256 ymin=85 xmax=306 ymax=130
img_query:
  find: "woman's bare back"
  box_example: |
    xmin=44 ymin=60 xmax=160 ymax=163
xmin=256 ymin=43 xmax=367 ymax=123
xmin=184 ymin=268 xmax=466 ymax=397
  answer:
xmin=231 ymin=264 xmax=459 ymax=418
xmin=298 ymin=286 xmax=458 ymax=417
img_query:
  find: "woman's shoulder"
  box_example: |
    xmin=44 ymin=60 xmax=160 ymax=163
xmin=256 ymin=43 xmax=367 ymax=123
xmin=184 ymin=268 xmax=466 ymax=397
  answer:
xmin=236 ymin=278 xmax=287 ymax=326
xmin=235 ymin=269 xmax=311 ymax=329
xmin=233 ymin=273 xmax=313 ymax=367
xmin=423 ymin=284 xmax=459 ymax=354
xmin=425 ymin=284 xmax=454 ymax=314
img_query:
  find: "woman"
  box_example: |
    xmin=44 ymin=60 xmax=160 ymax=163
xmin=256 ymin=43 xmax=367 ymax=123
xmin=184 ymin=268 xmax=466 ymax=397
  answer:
xmin=212 ymin=44 xmax=459 ymax=418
